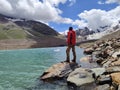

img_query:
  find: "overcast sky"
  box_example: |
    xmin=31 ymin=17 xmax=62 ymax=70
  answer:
xmin=0 ymin=0 xmax=120 ymax=32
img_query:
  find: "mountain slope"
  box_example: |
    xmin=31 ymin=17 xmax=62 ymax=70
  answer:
xmin=99 ymin=29 xmax=120 ymax=41
xmin=87 ymin=21 xmax=120 ymax=40
xmin=76 ymin=27 xmax=95 ymax=36
xmin=0 ymin=14 xmax=66 ymax=49
xmin=14 ymin=20 xmax=59 ymax=36
xmin=0 ymin=23 xmax=27 ymax=39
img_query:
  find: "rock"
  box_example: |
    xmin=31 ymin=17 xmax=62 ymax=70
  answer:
xmin=111 ymin=73 xmax=120 ymax=85
xmin=95 ymin=50 xmax=109 ymax=59
xmin=80 ymin=55 xmax=99 ymax=68
xmin=80 ymin=55 xmax=93 ymax=63
xmin=110 ymin=59 xmax=120 ymax=66
xmin=106 ymin=48 xmax=114 ymax=56
xmin=101 ymin=59 xmax=108 ymax=65
xmin=103 ymin=61 xmax=112 ymax=68
xmin=95 ymin=47 xmax=101 ymax=51
xmin=99 ymin=43 xmax=104 ymax=47
xmin=67 ymin=68 xmax=94 ymax=86
xmin=96 ymin=75 xmax=112 ymax=85
xmin=84 ymin=47 xmax=94 ymax=55
xmin=94 ymin=51 xmax=102 ymax=58
xmin=96 ymin=60 xmax=103 ymax=64
xmin=106 ymin=66 xmax=120 ymax=73
xmin=118 ymin=85 xmax=120 ymax=90
xmin=78 ymin=83 xmax=96 ymax=90
xmin=112 ymin=42 xmax=120 ymax=49
xmin=40 ymin=62 xmax=78 ymax=81
xmin=94 ymin=84 xmax=110 ymax=90
xmin=110 ymin=85 xmax=116 ymax=90
xmin=91 ymin=68 xmax=106 ymax=78
xmin=95 ymin=58 xmax=104 ymax=64
xmin=112 ymin=50 xmax=120 ymax=58
xmin=108 ymin=57 xmax=117 ymax=62
xmin=93 ymin=43 xmax=99 ymax=49
xmin=102 ymin=50 xmax=110 ymax=59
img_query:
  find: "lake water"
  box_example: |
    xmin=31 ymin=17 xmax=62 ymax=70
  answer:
xmin=0 ymin=46 xmax=84 ymax=90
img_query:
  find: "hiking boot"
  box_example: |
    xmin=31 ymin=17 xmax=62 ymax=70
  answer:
xmin=61 ymin=60 xmax=70 ymax=63
xmin=72 ymin=59 xmax=76 ymax=63
xmin=65 ymin=60 xmax=70 ymax=63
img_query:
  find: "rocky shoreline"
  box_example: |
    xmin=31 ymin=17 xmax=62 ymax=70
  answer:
xmin=40 ymin=37 xmax=120 ymax=90
xmin=83 ymin=37 xmax=120 ymax=90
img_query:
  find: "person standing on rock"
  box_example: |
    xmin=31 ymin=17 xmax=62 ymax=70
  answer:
xmin=65 ymin=27 xmax=76 ymax=63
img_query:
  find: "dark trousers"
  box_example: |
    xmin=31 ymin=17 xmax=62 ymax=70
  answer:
xmin=66 ymin=45 xmax=76 ymax=62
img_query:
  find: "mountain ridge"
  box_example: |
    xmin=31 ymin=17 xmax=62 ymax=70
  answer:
xmin=0 ymin=14 xmax=66 ymax=50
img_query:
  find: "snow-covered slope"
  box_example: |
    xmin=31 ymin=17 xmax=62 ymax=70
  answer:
xmin=87 ymin=22 xmax=120 ymax=40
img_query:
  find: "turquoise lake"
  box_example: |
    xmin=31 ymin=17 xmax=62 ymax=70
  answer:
xmin=0 ymin=46 xmax=84 ymax=90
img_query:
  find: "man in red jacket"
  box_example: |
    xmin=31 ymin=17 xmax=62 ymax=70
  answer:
xmin=66 ymin=27 xmax=76 ymax=63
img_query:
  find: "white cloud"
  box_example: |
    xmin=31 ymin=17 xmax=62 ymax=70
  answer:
xmin=105 ymin=0 xmax=120 ymax=4
xmin=69 ymin=0 xmax=76 ymax=6
xmin=0 ymin=0 xmax=120 ymax=32
xmin=108 ymin=6 xmax=120 ymax=20
xmin=77 ymin=6 xmax=120 ymax=31
xmin=0 ymin=0 xmax=72 ymax=24
xmin=0 ymin=0 xmax=13 ymax=13
xmin=72 ymin=19 xmax=87 ymax=28
xmin=57 ymin=17 xmax=73 ymax=24
xmin=98 ymin=0 xmax=120 ymax=4
xmin=46 ymin=0 xmax=67 ymax=6
xmin=98 ymin=1 xmax=105 ymax=4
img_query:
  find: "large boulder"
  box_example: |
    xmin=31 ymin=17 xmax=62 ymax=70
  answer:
xmin=40 ymin=62 xmax=78 ymax=81
xmin=67 ymin=68 xmax=94 ymax=87
xmin=111 ymin=73 xmax=120 ymax=85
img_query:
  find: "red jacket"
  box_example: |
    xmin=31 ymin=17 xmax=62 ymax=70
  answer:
xmin=67 ymin=30 xmax=76 ymax=45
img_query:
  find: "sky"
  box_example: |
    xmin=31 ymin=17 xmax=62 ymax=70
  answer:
xmin=0 ymin=0 xmax=120 ymax=32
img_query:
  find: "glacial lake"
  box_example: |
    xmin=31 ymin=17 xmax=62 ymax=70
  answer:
xmin=0 ymin=46 xmax=84 ymax=90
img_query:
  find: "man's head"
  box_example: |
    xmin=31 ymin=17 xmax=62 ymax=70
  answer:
xmin=69 ymin=27 xmax=73 ymax=31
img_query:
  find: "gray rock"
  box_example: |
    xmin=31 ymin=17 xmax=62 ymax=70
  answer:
xmin=112 ymin=51 xmax=120 ymax=58
xmin=94 ymin=84 xmax=110 ymax=90
xmin=80 ymin=56 xmax=99 ymax=68
xmin=118 ymin=85 xmax=120 ymax=90
xmin=67 ymin=68 xmax=94 ymax=86
xmin=91 ymin=68 xmax=105 ymax=78
xmin=40 ymin=62 xmax=78 ymax=81
xmin=95 ymin=47 xmax=101 ymax=51
xmin=106 ymin=66 xmax=120 ymax=73
xmin=78 ymin=83 xmax=96 ymax=90
xmin=103 ymin=61 xmax=112 ymax=68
